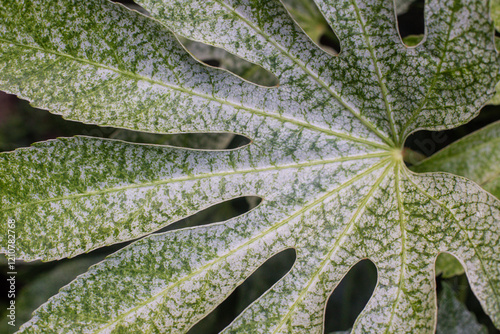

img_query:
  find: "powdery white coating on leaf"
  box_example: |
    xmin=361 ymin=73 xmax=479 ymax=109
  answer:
xmin=0 ymin=0 xmax=386 ymax=146
xmin=0 ymin=137 xmax=384 ymax=260
xmin=313 ymin=0 xmax=498 ymax=142
xmin=403 ymin=172 xmax=500 ymax=324
xmin=0 ymin=0 xmax=499 ymax=333
xmin=18 ymin=159 xmax=390 ymax=333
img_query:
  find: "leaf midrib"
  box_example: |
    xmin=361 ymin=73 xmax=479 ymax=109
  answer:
xmin=212 ymin=0 xmax=395 ymax=147
xmin=271 ymin=162 xmax=394 ymax=334
xmin=383 ymin=162 xmax=408 ymax=333
xmin=94 ymin=158 xmax=392 ymax=333
xmin=350 ymin=0 xmax=399 ymax=144
xmin=0 ymin=37 xmax=388 ymax=150
xmin=0 ymin=151 xmax=390 ymax=213
xmin=400 ymin=6 xmax=458 ymax=135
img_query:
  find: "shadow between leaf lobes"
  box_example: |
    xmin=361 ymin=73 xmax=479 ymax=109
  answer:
xmin=155 ymin=196 xmax=263 ymax=234
xmin=434 ymin=253 xmax=497 ymax=333
xmin=188 ymin=248 xmax=297 ymax=334
xmin=324 ymin=259 xmax=377 ymax=333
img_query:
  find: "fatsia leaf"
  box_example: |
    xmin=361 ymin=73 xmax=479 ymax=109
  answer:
xmin=403 ymin=34 xmax=425 ymax=47
xmin=0 ymin=0 xmax=499 ymax=333
xmin=412 ymin=121 xmax=500 ymax=199
xmin=489 ymin=81 xmax=500 ymax=104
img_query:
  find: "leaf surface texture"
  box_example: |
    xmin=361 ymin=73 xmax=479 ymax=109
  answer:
xmin=0 ymin=0 xmax=498 ymax=332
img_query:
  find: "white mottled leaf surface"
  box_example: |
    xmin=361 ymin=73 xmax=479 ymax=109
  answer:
xmin=0 ymin=0 xmax=498 ymax=333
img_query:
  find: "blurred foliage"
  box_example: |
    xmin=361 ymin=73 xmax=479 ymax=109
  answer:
xmin=283 ymin=0 xmax=340 ymax=53
xmin=178 ymin=37 xmax=280 ymax=87
xmin=435 ymin=253 xmax=465 ymax=279
xmin=436 ymin=283 xmax=488 ymax=334
xmin=402 ymin=34 xmax=424 ymax=46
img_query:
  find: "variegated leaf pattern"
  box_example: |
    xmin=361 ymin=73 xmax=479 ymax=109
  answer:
xmin=0 ymin=0 xmax=498 ymax=333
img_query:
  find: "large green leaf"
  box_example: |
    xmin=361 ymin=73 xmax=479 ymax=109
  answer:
xmin=0 ymin=0 xmax=498 ymax=333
